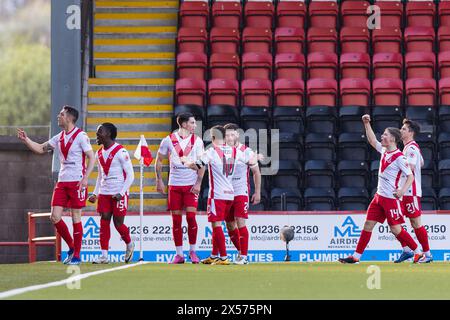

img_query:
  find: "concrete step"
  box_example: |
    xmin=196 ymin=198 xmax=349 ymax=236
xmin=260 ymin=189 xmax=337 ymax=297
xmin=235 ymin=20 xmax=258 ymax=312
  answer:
xmin=94 ymin=51 xmax=174 ymax=60
xmin=94 ymin=26 xmax=177 ymax=35
xmin=95 ymin=0 xmax=179 ymax=9
xmin=88 ymin=77 xmax=173 ymax=87
xmin=95 ymin=65 xmax=174 ymax=78
xmin=87 ymin=104 xmax=173 ymax=113
xmin=88 ymin=90 xmax=173 ymax=105
xmin=94 ymin=33 xmax=176 ymax=39
xmin=86 ymin=116 xmax=172 ymax=132
xmin=94 ymin=38 xmax=175 ymax=53
xmin=95 ymin=12 xmax=178 ymax=27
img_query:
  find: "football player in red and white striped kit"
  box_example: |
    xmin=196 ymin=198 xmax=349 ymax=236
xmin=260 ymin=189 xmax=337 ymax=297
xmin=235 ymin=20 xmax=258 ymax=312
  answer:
xmin=339 ymin=115 xmax=424 ymax=264
xmin=223 ymin=123 xmax=261 ymax=265
xmin=395 ymin=119 xmax=432 ymax=263
xmin=155 ymin=113 xmax=205 ymax=264
xmin=17 ymin=106 xmax=95 ymax=265
xmin=88 ymin=123 xmax=135 ymax=264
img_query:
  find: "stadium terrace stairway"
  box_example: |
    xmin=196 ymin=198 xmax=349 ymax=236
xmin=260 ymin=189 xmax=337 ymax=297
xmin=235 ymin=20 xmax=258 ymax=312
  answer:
xmin=86 ymin=0 xmax=180 ymax=211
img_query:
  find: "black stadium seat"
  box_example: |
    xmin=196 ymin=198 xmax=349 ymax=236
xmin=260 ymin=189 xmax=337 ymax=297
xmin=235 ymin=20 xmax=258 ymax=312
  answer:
xmin=338 ymin=187 xmax=369 ymax=211
xmin=304 ymin=188 xmax=336 ymax=211
xmin=416 ymin=132 xmax=437 ymax=161
xmin=240 ymin=106 xmax=271 ymax=131
xmin=422 ymin=159 xmax=437 ymax=188
xmin=304 ymin=133 xmax=337 ymax=161
xmin=339 ymin=105 xmax=370 ymax=133
xmin=439 ymin=105 xmax=450 ymax=133
xmin=206 ymin=104 xmax=239 ymax=128
xmin=438 ymin=132 xmax=450 ymax=160
xmin=304 ymin=160 xmax=335 ymax=188
xmin=338 ymin=160 xmax=369 ymax=188
xmin=338 ymin=133 xmax=369 ymax=161
xmin=270 ymin=160 xmax=302 ymax=189
xmin=371 ymin=106 xmax=403 ymax=134
xmin=422 ymin=187 xmax=438 ymax=210
xmin=305 ymin=106 xmax=338 ymax=134
xmin=439 ymin=188 xmax=450 ymax=210
xmin=370 ymin=160 xmax=380 ymax=190
xmin=278 ymin=132 xmax=303 ymax=161
xmin=272 ymin=106 xmax=305 ymax=135
xmin=270 ymin=188 xmax=303 ymax=211
xmin=438 ymin=159 xmax=450 ymax=188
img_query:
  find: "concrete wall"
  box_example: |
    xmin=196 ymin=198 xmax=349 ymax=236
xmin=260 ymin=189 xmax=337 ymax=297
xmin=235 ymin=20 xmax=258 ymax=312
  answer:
xmin=0 ymin=136 xmax=55 ymax=263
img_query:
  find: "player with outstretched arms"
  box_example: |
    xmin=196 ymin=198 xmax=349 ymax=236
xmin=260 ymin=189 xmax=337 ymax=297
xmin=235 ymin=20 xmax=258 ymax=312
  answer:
xmin=339 ymin=115 xmax=424 ymax=264
xmin=222 ymin=123 xmax=261 ymax=265
xmin=88 ymin=123 xmax=135 ymax=264
xmin=155 ymin=113 xmax=205 ymax=264
xmin=181 ymin=125 xmax=249 ymax=265
xmin=394 ymin=119 xmax=432 ymax=263
xmin=17 ymin=105 xmax=95 ymax=265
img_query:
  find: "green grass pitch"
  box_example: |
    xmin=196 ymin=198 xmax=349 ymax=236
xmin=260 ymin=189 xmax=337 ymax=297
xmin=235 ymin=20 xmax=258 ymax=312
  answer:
xmin=1 ymin=262 xmax=449 ymax=300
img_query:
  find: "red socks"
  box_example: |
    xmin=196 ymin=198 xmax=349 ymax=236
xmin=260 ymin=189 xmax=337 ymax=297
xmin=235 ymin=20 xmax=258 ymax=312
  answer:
xmin=186 ymin=212 xmax=198 ymax=246
xmin=72 ymin=222 xmax=83 ymax=259
xmin=238 ymin=226 xmax=249 ymax=256
xmin=115 ymin=223 xmax=131 ymax=244
xmin=213 ymin=226 xmax=227 ymax=257
xmin=172 ymin=214 xmax=183 ymax=247
xmin=228 ymin=228 xmax=241 ymax=252
xmin=414 ymin=226 xmax=430 ymax=252
xmin=54 ymin=220 xmax=74 ymax=250
xmin=100 ymin=219 xmax=111 ymax=251
xmin=356 ymin=230 xmax=372 ymax=255
xmin=396 ymin=229 xmax=418 ymax=251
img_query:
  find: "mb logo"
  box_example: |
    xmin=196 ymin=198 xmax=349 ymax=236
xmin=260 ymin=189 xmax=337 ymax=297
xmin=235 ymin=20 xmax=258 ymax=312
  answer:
xmin=334 ymin=216 xmax=362 ymax=238
xmin=83 ymin=217 xmax=100 ymax=239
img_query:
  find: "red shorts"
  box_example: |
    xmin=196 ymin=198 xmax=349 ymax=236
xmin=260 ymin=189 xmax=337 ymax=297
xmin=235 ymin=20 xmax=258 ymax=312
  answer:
xmin=167 ymin=185 xmax=199 ymax=211
xmin=401 ymin=196 xmax=422 ymax=219
xmin=366 ymin=193 xmax=405 ymax=226
xmin=97 ymin=194 xmax=129 ymax=217
xmin=225 ymin=195 xmax=249 ymax=222
xmin=207 ymin=198 xmax=234 ymax=222
xmin=51 ymin=181 xmax=87 ymax=209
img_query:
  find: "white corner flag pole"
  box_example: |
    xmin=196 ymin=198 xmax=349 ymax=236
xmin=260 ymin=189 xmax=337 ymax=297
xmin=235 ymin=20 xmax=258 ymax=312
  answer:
xmin=139 ymin=157 xmax=144 ymax=261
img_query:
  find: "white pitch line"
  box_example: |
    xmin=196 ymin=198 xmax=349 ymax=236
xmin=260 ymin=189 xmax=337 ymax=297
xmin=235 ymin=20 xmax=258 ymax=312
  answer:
xmin=0 ymin=261 xmax=149 ymax=299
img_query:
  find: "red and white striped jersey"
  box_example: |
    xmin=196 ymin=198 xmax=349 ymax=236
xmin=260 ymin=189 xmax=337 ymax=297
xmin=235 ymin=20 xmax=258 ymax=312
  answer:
xmin=199 ymin=144 xmax=247 ymax=200
xmin=158 ymin=132 xmax=204 ymax=186
xmin=93 ymin=143 xmax=134 ymax=196
xmin=232 ymin=143 xmax=255 ymax=197
xmin=47 ymin=127 xmax=92 ymax=182
xmin=402 ymin=140 xmax=424 ymax=197
xmin=375 ymin=142 xmax=413 ymax=199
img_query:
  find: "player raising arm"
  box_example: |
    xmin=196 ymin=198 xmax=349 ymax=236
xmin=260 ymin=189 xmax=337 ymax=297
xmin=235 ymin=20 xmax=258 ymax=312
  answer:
xmin=339 ymin=115 xmax=424 ymax=264
xmin=17 ymin=105 xmax=95 ymax=265
xmin=88 ymin=123 xmax=135 ymax=264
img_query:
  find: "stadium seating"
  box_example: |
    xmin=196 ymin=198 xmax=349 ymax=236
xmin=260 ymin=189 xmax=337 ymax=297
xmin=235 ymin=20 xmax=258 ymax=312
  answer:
xmin=307 ymin=27 xmax=338 ymax=54
xmin=422 ymin=159 xmax=437 ymax=188
xmin=276 ymin=1 xmax=306 ymax=28
xmin=340 ymin=27 xmax=370 ymax=54
xmin=278 ymin=132 xmax=303 ymax=161
xmin=274 ymin=79 xmax=304 ymax=107
xmin=405 ymin=78 xmax=436 ymax=106
xmin=242 ymin=52 xmax=273 ymax=80
xmin=179 ymin=1 xmax=209 ymax=28
xmin=305 ymin=105 xmax=337 ymax=134
xmin=308 ymin=1 xmax=338 ymax=28
xmin=438 ymin=132 xmax=450 ymax=160
xmin=372 ymin=78 xmax=403 ymax=107
xmin=275 ymin=53 xmax=305 ymax=80
xmin=340 ymin=53 xmax=370 ymax=79
xmin=338 ymin=187 xmax=369 ymax=211
xmin=275 ymin=27 xmax=304 ymax=54
xmin=438 ymin=51 xmax=450 ymax=78
xmin=337 ymin=160 xmax=369 ymax=188
xmin=244 ymin=0 xmax=274 ymax=29
xmin=404 ymin=27 xmax=435 ymax=53
xmin=270 ymin=188 xmax=302 ymax=211
xmin=439 ymin=105 xmax=450 ymax=132
xmin=339 ymin=106 xmax=369 ymax=133
xmin=210 ymin=53 xmax=240 ymax=80
xmin=241 ymin=79 xmax=272 ymax=107
xmin=340 ymin=78 xmax=370 ymax=107
xmin=304 ymin=160 xmax=335 ymax=188
xmin=438 ymin=26 xmax=450 ymax=52
xmin=210 ymin=27 xmax=240 ymax=54
xmin=372 ymin=53 xmax=403 ymax=80
xmin=341 ymin=1 xmax=370 ymax=28
xmin=405 ymin=52 xmax=436 ymax=79
xmin=439 ymin=1 xmax=450 ymax=27
xmin=208 ymin=79 xmax=239 ymax=107
xmin=338 ymin=132 xmax=369 ymax=161
xmin=439 ymin=188 xmax=450 ymax=210
xmin=307 ymin=52 xmax=338 ymax=80
xmin=271 ymin=160 xmax=302 ymax=189
xmin=175 ymin=78 xmax=206 ymax=107
xmin=176 ymin=52 xmax=207 ymax=80
xmin=212 ymin=1 xmax=241 ymax=29
xmin=422 ymin=187 xmax=438 ymax=210
xmin=273 ymin=106 xmax=305 ymax=134
xmin=177 ymin=27 xmax=208 ymax=53
xmin=372 ymin=106 xmax=403 ymax=134
xmin=406 ymin=0 xmax=435 ymax=28
xmin=304 ymin=133 xmax=337 ymax=161
xmin=372 ymin=27 xmax=402 ymax=54
xmin=375 ymin=1 xmax=403 ymax=28
xmin=304 ymin=188 xmax=336 ymax=211
xmin=242 ymin=27 xmax=272 ymax=53
xmin=307 ymin=78 xmax=338 ymax=107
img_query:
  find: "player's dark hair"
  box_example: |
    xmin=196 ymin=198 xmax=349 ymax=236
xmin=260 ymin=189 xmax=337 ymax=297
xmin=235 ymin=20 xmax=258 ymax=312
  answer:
xmin=62 ymin=105 xmax=79 ymax=123
xmin=223 ymin=123 xmax=240 ymax=131
xmin=210 ymin=125 xmax=225 ymax=141
xmin=403 ymin=119 xmax=421 ymax=138
xmin=386 ymin=127 xmax=402 ymax=146
xmin=101 ymin=122 xmax=117 ymax=140
xmin=176 ymin=112 xmax=194 ymax=127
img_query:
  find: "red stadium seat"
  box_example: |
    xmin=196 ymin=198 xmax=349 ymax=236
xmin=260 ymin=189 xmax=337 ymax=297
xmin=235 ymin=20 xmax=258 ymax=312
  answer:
xmin=242 ymin=27 xmax=272 ymax=53
xmin=308 ymin=1 xmax=338 ymax=28
xmin=404 ymin=27 xmax=435 ymax=53
xmin=176 ymin=78 xmax=206 ymax=107
xmin=438 ymin=26 xmax=450 ymax=52
xmin=210 ymin=27 xmax=240 ymax=54
xmin=439 ymin=77 xmax=450 ymax=105
xmin=307 ymin=78 xmax=337 ymax=107
xmin=176 ymin=52 xmax=207 ymax=80
xmin=439 ymin=1 xmax=450 ymax=27
xmin=373 ymin=78 xmax=403 ymax=107
xmin=179 ymin=1 xmax=209 ymax=28
xmin=405 ymin=52 xmax=436 ymax=79
xmin=307 ymin=52 xmax=338 ymax=80
xmin=372 ymin=27 xmax=402 ymax=54
xmin=210 ymin=53 xmax=240 ymax=80
xmin=276 ymin=1 xmax=306 ymax=28
xmin=275 ymin=27 xmax=304 ymax=55
xmin=212 ymin=1 xmax=242 ymax=29
xmin=275 ymin=53 xmax=305 ymax=80
xmin=340 ymin=53 xmax=370 ymax=79
xmin=244 ymin=1 xmax=275 ymax=29
xmin=340 ymin=78 xmax=371 ymax=107
xmin=242 ymin=52 xmax=273 ymax=80
xmin=439 ymin=51 xmax=450 ymax=79
xmin=374 ymin=1 xmax=403 ymax=28
xmin=340 ymin=27 xmax=369 ymax=54
xmin=274 ymin=79 xmax=305 ymax=107
xmin=341 ymin=0 xmax=370 ymax=27
xmin=177 ymin=27 xmax=208 ymax=53
xmin=406 ymin=0 xmax=436 ymax=28
xmin=372 ymin=53 xmax=403 ymax=79
xmin=208 ymin=79 xmax=239 ymax=107
xmin=307 ymin=27 xmax=338 ymax=54
xmin=406 ymin=78 xmax=436 ymax=106
xmin=241 ymin=79 xmax=272 ymax=107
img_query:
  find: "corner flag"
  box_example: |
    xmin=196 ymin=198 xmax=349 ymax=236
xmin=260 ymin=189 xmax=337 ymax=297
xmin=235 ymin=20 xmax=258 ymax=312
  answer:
xmin=134 ymin=135 xmax=153 ymax=166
